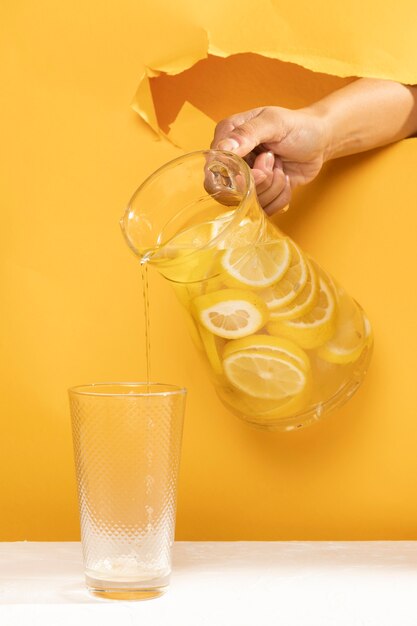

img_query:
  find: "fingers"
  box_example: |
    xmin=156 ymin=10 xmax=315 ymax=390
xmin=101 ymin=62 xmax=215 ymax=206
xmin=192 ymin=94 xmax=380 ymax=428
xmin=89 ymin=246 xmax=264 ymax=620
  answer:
xmin=211 ymin=108 xmax=280 ymax=158
xmin=211 ymin=110 xmax=262 ymax=152
xmin=211 ymin=111 xmax=292 ymax=215
xmin=251 ymin=151 xmax=275 ymax=191
xmin=263 ymin=175 xmax=292 ymax=216
xmin=249 ymin=152 xmax=291 ymax=215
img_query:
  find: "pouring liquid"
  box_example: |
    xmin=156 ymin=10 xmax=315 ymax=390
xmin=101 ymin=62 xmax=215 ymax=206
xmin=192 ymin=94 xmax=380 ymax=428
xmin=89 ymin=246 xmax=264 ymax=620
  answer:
xmin=140 ymin=259 xmax=151 ymax=388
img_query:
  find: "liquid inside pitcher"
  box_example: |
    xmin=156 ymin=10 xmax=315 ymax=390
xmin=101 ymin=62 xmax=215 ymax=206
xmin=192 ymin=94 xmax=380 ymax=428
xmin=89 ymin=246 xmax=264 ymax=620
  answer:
xmin=121 ymin=150 xmax=373 ymax=431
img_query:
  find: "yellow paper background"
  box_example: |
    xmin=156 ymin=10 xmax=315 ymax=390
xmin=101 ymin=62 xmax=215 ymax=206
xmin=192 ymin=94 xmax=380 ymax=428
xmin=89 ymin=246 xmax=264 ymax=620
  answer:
xmin=1 ymin=0 xmax=417 ymax=540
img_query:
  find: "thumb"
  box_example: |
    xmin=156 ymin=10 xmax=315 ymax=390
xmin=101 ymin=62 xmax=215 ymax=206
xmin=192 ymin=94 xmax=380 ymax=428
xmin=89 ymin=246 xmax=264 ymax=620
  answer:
xmin=215 ymin=112 xmax=279 ymax=158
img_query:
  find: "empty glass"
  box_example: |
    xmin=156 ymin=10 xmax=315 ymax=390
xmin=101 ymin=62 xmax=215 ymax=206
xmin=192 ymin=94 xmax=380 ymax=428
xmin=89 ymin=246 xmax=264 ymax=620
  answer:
xmin=69 ymin=383 xmax=186 ymax=600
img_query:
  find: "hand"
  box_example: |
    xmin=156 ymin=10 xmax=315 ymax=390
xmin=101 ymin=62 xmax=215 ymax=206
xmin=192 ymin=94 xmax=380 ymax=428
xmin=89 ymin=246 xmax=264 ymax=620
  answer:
xmin=211 ymin=106 xmax=329 ymax=215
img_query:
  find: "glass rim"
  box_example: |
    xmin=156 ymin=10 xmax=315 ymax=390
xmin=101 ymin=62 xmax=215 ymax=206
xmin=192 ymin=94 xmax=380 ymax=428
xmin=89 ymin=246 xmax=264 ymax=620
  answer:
xmin=68 ymin=382 xmax=187 ymax=398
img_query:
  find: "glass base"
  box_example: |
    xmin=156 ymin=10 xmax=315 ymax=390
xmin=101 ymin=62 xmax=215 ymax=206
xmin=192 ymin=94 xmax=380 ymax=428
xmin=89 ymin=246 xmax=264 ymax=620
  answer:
xmin=86 ymin=572 xmax=169 ymax=601
xmin=87 ymin=584 xmax=167 ymax=601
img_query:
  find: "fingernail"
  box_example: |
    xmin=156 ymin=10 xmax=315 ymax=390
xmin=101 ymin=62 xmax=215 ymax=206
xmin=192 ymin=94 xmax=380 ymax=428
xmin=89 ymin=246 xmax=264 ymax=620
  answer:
xmin=277 ymin=204 xmax=290 ymax=214
xmin=266 ymin=151 xmax=274 ymax=169
xmin=285 ymin=174 xmax=291 ymax=187
xmin=217 ymin=138 xmax=240 ymax=152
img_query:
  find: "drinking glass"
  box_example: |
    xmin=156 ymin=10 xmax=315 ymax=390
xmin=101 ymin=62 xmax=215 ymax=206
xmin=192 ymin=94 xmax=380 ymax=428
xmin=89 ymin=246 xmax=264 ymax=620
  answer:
xmin=69 ymin=382 xmax=186 ymax=600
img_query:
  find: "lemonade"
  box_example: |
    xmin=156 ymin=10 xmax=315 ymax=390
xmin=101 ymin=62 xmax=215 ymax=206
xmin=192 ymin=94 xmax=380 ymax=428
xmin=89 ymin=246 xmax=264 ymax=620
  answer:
xmin=139 ymin=209 xmax=372 ymax=430
xmin=121 ymin=150 xmax=373 ymax=431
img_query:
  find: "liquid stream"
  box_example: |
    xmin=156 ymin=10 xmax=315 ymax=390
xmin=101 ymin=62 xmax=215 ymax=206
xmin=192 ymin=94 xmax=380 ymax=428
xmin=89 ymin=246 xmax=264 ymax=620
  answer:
xmin=140 ymin=260 xmax=151 ymax=388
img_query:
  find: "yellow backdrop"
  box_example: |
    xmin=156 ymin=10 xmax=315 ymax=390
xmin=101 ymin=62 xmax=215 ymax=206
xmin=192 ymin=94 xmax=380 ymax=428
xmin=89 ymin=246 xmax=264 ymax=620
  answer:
xmin=1 ymin=0 xmax=417 ymax=540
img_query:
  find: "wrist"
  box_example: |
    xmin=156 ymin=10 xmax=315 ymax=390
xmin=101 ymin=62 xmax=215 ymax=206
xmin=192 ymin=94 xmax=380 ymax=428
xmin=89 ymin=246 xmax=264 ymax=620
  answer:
xmin=301 ymin=103 xmax=336 ymax=163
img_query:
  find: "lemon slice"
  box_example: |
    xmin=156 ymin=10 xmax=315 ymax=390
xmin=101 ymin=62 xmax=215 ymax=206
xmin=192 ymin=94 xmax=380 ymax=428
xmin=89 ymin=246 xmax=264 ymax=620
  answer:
xmin=223 ymin=349 xmax=309 ymax=400
xmin=269 ymin=258 xmax=319 ymax=320
xmin=221 ymin=238 xmax=291 ymax=289
xmin=217 ymin=380 xmax=311 ymax=421
xmin=267 ymin=274 xmax=336 ymax=349
xmin=198 ymin=324 xmax=225 ymax=375
xmin=223 ymin=335 xmax=310 ymax=371
xmin=261 ymin=240 xmax=309 ymax=310
xmin=192 ymin=288 xmax=268 ymax=339
xmin=318 ymin=291 xmax=372 ymax=364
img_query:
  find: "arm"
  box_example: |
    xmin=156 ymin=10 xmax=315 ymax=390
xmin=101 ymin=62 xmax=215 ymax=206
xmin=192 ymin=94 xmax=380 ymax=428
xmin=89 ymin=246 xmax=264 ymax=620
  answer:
xmin=212 ymin=79 xmax=417 ymax=214
xmin=309 ymin=78 xmax=417 ymax=161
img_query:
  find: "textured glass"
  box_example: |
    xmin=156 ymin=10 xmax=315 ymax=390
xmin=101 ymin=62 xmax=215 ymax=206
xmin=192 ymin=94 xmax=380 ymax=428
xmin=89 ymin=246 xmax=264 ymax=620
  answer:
xmin=69 ymin=383 xmax=186 ymax=600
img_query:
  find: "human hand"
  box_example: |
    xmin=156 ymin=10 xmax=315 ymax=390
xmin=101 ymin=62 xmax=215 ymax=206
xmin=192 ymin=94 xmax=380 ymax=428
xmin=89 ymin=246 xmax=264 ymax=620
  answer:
xmin=211 ymin=106 xmax=329 ymax=215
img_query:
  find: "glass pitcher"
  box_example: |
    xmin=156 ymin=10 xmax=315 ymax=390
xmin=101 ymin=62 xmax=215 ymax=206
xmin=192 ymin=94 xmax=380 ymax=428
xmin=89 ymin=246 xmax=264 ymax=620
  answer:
xmin=121 ymin=150 xmax=373 ymax=431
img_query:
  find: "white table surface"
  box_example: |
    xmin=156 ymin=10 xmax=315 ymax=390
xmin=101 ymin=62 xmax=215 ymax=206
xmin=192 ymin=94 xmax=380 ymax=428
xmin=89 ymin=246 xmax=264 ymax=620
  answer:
xmin=1 ymin=541 xmax=417 ymax=625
